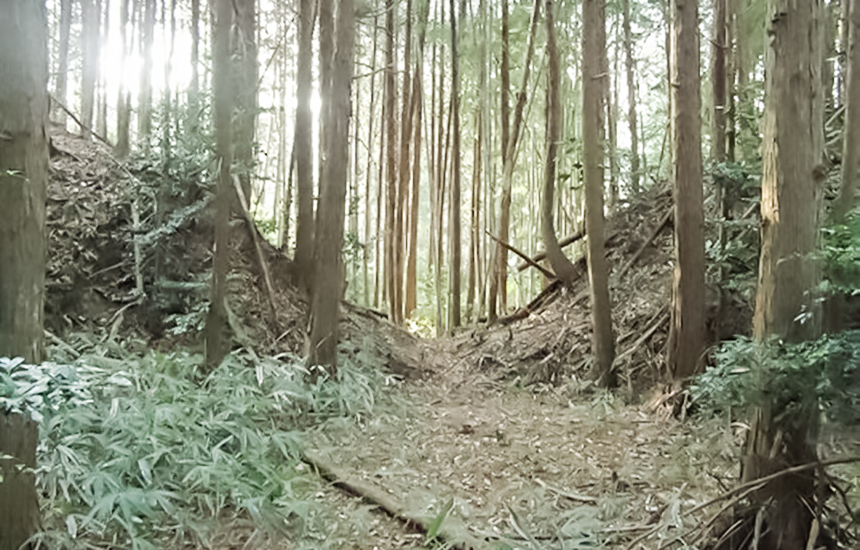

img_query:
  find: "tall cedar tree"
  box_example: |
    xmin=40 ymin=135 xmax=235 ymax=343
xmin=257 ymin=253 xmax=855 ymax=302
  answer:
xmin=0 ymin=0 xmax=49 ymax=544
xmin=294 ymin=0 xmax=316 ymax=291
xmin=488 ymin=0 xmax=541 ymax=322
xmin=837 ymin=0 xmax=860 ymax=220
xmin=667 ymin=0 xmax=705 ymax=381
xmin=582 ymin=0 xmax=616 ymax=386
xmin=743 ymin=0 xmax=825 ymax=547
xmin=205 ymin=0 xmax=233 ymax=370
xmin=308 ymin=0 xmax=355 ymax=371
xmin=364 ymin=17 xmax=379 ymax=306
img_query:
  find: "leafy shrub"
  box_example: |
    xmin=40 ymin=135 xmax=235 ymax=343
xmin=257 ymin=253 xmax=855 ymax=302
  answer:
xmin=0 ymin=349 xmax=391 ymax=549
xmin=691 ymin=332 xmax=860 ymax=426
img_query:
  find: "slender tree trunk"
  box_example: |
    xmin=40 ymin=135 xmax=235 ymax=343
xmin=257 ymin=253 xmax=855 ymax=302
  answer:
xmin=435 ymin=5 xmax=448 ymax=335
xmin=489 ymin=0 xmax=541 ymax=322
xmin=55 ymin=0 xmax=73 ymax=126
xmin=623 ymin=0 xmax=639 ymax=194
xmin=824 ymin=1 xmax=837 ymax=110
xmin=235 ymin=0 xmax=257 ymax=207
xmin=191 ymin=0 xmax=200 ymax=99
xmin=139 ymin=0 xmax=155 ymax=147
xmin=205 ymin=0 xmax=233 ymax=370
xmin=294 ymin=0 xmax=316 ymax=291
xmin=836 ymin=0 xmax=860 ymax=220
xmin=743 ymin=2 xmax=825 ymax=548
xmin=350 ymin=73 xmax=361 ymax=298
xmin=364 ymin=17 xmax=379 ymax=307
xmin=374 ymin=88 xmax=386 ymax=308
xmin=97 ymin=0 xmax=111 ymax=140
xmin=308 ymin=0 xmax=354 ymax=371
xmin=489 ymin=0 xmax=511 ymax=322
xmin=116 ymin=0 xmax=132 ymax=158
xmin=405 ymin=1 xmax=429 ymax=317
xmin=468 ymin=109 xmax=482 ymax=321
xmin=667 ymin=0 xmax=706 ymax=382
xmin=448 ymin=0 xmax=463 ymax=329
xmin=582 ymin=0 xmax=615 ymax=386
xmin=384 ymin=0 xmax=399 ymax=320
xmin=607 ymin=19 xmax=619 ymax=209
xmin=81 ymin=0 xmax=100 ymax=139
xmin=712 ymin=0 xmax=727 ymax=161
xmin=0 ymin=3 xmax=48 ymax=544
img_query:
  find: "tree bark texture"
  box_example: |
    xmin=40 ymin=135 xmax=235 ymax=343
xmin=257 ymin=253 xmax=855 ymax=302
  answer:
xmin=667 ymin=0 xmax=706 ymax=381
xmin=582 ymin=0 xmax=616 ymax=387
xmin=116 ymin=0 xmax=132 ymax=158
xmin=0 ymin=0 xmax=48 ymax=544
xmin=308 ymin=0 xmax=354 ymax=371
xmin=745 ymin=2 xmax=825 ymax=548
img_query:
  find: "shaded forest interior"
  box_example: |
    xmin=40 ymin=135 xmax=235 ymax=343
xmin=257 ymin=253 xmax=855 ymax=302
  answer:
xmin=2 ymin=0 xmax=860 ymax=549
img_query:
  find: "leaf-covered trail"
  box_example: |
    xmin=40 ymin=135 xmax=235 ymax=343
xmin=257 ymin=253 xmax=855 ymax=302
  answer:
xmin=307 ymin=333 xmax=739 ymax=549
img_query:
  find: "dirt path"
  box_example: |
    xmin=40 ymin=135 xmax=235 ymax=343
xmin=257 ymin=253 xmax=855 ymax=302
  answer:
xmin=307 ymin=335 xmax=740 ymax=549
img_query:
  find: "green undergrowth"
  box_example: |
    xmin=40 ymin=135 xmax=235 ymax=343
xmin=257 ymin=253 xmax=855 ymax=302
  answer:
xmin=0 ymin=338 xmax=402 ymax=549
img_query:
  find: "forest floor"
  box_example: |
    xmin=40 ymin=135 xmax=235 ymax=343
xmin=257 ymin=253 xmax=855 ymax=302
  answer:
xmin=42 ymin=127 xmax=859 ymax=549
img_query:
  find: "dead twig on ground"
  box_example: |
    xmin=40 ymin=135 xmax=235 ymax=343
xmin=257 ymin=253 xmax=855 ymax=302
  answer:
xmin=616 ymin=209 xmax=673 ymax=280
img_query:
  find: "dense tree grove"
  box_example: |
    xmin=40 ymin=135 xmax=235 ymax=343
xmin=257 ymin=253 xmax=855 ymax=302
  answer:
xmin=2 ymin=0 xmax=860 ymax=546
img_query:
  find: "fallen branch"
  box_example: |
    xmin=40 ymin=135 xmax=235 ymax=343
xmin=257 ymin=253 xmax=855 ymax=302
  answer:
xmin=486 ymin=230 xmax=556 ymax=280
xmin=232 ymin=175 xmax=279 ymax=325
xmin=616 ymin=208 xmax=673 ymax=280
xmin=516 ymin=229 xmax=585 ymax=272
xmin=50 ymin=95 xmax=113 ymax=147
xmin=303 ymin=450 xmax=492 ymax=550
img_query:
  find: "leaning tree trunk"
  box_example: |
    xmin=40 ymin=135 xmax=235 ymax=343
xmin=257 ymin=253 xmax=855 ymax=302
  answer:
xmin=543 ymin=0 xmax=578 ymax=286
xmin=205 ymin=0 xmax=233 ymax=370
xmin=308 ymin=0 xmax=354 ymax=371
xmin=667 ymin=0 xmax=705 ymax=382
xmin=743 ymin=1 xmax=825 ymax=548
xmin=582 ymin=0 xmax=615 ymax=387
xmin=0 ymin=0 xmax=49 ymax=546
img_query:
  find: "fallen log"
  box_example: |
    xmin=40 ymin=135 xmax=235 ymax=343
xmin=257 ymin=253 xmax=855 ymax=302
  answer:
xmin=303 ymin=450 xmax=492 ymax=550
